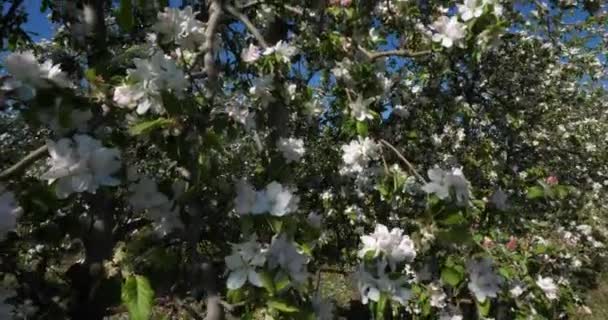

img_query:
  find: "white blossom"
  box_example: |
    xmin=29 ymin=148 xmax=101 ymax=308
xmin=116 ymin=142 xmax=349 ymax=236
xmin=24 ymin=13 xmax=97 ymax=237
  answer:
xmin=225 ymin=103 xmax=256 ymax=129
xmin=356 ymin=260 xmax=412 ymax=306
xmin=234 ymin=180 xmax=300 ymax=216
xmin=467 ymin=258 xmax=503 ymax=302
xmin=276 ymin=137 xmax=305 ymax=163
xmin=489 ymin=188 xmax=508 ymax=210
xmin=152 ymin=6 xmax=206 ymax=50
xmin=307 ymin=212 xmax=323 ymax=229
xmin=241 ymin=43 xmax=261 ymax=63
xmin=458 ymin=0 xmax=484 ymax=21
xmin=349 ymin=95 xmax=376 ymax=121
xmin=263 ymin=40 xmax=297 ymax=63
xmin=510 ymin=284 xmax=524 ymax=297
xmin=114 ymin=52 xmax=188 ymax=115
xmin=128 ymin=175 xmax=184 ymax=236
xmin=249 ymin=74 xmax=275 ymax=106
xmin=431 ymin=16 xmax=467 ymax=48
xmin=359 ymin=224 xmax=416 ymax=271
xmin=0 ymin=186 xmax=22 ymax=240
xmin=536 ymin=276 xmax=559 ymax=300
xmin=267 ymin=234 xmax=308 ymax=283
xmin=340 ymin=137 xmax=381 ymax=175
xmin=422 ymin=168 xmax=470 ymax=205
xmin=225 ymin=236 xmax=267 ymax=289
xmin=4 ymin=51 xmax=72 ymax=98
xmin=41 ymin=135 xmax=121 ymax=198
xmin=429 ymin=282 xmax=447 ymax=308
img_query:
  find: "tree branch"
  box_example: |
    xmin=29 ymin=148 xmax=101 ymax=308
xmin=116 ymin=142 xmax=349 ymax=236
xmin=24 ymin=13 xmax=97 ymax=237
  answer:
xmin=203 ymin=0 xmax=223 ymax=84
xmin=223 ymin=4 xmax=269 ymax=49
xmin=357 ymin=45 xmax=431 ymax=61
xmin=0 ymin=145 xmax=48 ymax=181
xmin=379 ymin=139 xmax=426 ymax=183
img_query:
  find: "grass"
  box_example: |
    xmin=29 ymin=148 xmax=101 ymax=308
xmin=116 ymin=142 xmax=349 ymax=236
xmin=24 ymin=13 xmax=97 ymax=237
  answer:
xmin=575 ymin=274 xmax=608 ymax=320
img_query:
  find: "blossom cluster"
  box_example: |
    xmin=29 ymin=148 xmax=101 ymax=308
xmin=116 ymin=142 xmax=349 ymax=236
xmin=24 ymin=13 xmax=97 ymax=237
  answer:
xmin=41 ymin=135 xmax=121 ymax=199
xmin=113 ymin=52 xmax=188 ymax=114
xmin=356 ymin=224 xmax=417 ymax=306
xmin=3 ymin=51 xmax=72 ymax=100
xmin=128 ymin=174 xmax=184 ymax=236
xmin=234 ymin=180 xmax=300 ymax=216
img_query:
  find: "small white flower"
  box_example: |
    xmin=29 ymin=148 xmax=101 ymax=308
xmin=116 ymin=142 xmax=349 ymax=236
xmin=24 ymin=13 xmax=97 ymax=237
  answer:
xmin=431 ymin=16 xmax=467 ymax=48
xmin=0 ymin=186 xmax=22 ymax=240
xmin=349 ymin=95 xmax=376 ymax=121
xmin=307 ymin=212 xmax=323 ymax=229
xmin=536 ymin=276 xmax=559 ymax=300
xmin=225 ymin=236 xmax=267 ymax=289
xmin=264 ymin=182 xmax=300 ymax=216
xmin=128 ymin=175 xmax=183 ymax=236
xmin=234 ymin=180 xmax=299 ymax=216
xmin=429 ymin=282 xmax=447 ymax=308
xmin=241 ymin=43 xmax=261 ymax=63
xmin=489 ymin=188 xmax=508 ymax=210
xmin=356 ymin=260 xmax=412 ymax=306
xmin=467 ymin=258 xmax=503 ymax=302
xmin=267 ymin=234 xmax=308 ymax=283
xmin=359 ymin=224 xmax=416 ymax=271
xmin=263 ymin=40 xmax=297 ymax=63
xmin=422 ymin=167 xmax=470 ymax=205
xmin=152 ymin=6 xmax=206 ymax=50
xmin=510 ymin=284 xmax=524 ymax=297
xmin=458 ymin=0 xmax=484 ymax=21
xmin=276 ymin=137 xmax=305 ymax=163
xmin=249 ymin=74 xmax=275 ymax=106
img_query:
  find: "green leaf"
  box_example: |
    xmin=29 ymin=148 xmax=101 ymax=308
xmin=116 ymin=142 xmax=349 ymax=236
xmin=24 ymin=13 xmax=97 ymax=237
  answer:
xmin=40 ymin=0 xmax=51 ymax=12
xmin=84 ymin=68 xmax=98 ymax=83
xmin=160 ymin=91 xmax=181 ymax=115
xmin=121 ymin=275 xmax=154 ymax=320
xmin=267 ymin=299 xmax=299 ymax=313
xmin=477 ymin=298 xmax=491 ymax=317
xmin=526 ymin=186 xmax=545 ymax=199
xmin=259 ymin=271 xmax=275 ymax=295
xmin=274 ymin=273 xmax=291 ymax=292
xmin=441 ymin=266 xmax=464 ymax=287
xmin=129 ymin=118 xmax=174 ymax=136
xmin=118 ymin=0 xmax=135 ymax=32
xmin=356 ymin=121 xmax=369 ymax=136
xmin=375 ymin=293 xmax=388 ymax=320
xmin=439 ymin=212 xmax=466 ymax=226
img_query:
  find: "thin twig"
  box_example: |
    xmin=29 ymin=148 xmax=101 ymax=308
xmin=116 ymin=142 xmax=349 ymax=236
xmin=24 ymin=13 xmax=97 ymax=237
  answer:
xmin=0 ymin=145 xmax=48 ymax=181
xmin=223 ymin=4 xmax=269 ymax=49
xmin=357 ymin=45 xmax=431 ymax=61
xmin=379 ymin=139 xmax=426 ymax=183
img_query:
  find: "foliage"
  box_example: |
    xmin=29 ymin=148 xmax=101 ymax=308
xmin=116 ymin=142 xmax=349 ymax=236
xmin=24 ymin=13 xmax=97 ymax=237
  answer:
xmin=0 ymin=0 xmax=607 ymax=319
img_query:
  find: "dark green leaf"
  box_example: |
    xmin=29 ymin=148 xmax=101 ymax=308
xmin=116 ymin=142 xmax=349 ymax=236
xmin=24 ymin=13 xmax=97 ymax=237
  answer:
xmin=118 ymin=0 xmax=135 ymax=32
xmin=129 ymin=118 xmax=174 ymax=136
xmin=267 ymin=299 xmax=299 ymax=313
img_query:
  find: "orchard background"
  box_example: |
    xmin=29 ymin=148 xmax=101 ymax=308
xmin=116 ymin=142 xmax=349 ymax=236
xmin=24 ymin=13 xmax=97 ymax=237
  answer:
xmin=0 ymin=0 xmax=607 ymax=319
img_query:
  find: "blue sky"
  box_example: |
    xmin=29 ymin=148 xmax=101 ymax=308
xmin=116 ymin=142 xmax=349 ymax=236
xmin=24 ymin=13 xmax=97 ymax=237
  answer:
xmin=21 ymin=0 xmax=184 ymax=41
